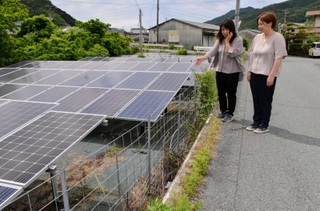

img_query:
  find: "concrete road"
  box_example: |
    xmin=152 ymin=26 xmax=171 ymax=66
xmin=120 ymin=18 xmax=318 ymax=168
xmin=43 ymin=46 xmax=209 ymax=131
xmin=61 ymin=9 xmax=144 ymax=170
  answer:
xmin=200 ymin=56 xmax=320 ymax=210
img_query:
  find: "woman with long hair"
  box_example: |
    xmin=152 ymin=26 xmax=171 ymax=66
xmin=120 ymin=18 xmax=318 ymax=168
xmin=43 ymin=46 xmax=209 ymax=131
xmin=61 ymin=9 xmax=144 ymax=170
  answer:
xmin=195 ymin=19 xmax=245 ymax=122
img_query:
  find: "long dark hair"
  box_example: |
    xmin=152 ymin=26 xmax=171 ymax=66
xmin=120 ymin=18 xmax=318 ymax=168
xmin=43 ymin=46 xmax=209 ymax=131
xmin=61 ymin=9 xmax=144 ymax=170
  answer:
xmin=216 ymin=19 xmax=237 ymax=44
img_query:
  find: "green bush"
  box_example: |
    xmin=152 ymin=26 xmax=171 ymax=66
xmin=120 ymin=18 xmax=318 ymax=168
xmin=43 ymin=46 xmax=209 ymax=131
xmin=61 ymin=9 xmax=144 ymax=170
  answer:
xmin=177 ymin=48 xmax=188 ymax=55
xmin=169 ymin=44 xmax=175 ymax=50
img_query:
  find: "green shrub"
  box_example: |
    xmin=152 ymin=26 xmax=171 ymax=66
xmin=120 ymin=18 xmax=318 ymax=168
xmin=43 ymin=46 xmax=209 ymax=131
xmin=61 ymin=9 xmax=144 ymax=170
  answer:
xmin=169 ymin=44 xmax=175 ymax=50
xmin=177 ymin=48 xmax=188 ymax=55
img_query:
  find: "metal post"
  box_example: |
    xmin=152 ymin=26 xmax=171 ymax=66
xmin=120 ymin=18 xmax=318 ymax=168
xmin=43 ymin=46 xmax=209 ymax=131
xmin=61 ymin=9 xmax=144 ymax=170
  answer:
xmin=156 ymin=0 xmax=159 ymax=43
xmin=234 ymin=0 xmax=240 ymax=32
xmin=60 ymin=169 xmax=70 ymax=211
xmin=193 ymin=83 xmax=197 ymax=121
xmin=147 ymin=115 xmax=151 ymax=192
xmin=46 ymin=165 xmax=59 ymax=210
xmin=139 ymin=9 xmax=143 ymax=54
xmin=177 ymin=94 xmax=181 ymax=150
xmin=116 ymin=154 xmax=121 ymax=198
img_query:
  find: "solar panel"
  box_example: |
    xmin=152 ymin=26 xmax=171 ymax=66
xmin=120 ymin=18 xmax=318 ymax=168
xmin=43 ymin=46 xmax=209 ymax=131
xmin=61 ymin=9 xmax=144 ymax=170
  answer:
xmin=60 ymin=71 xmax=106 ymax=86
xmin=116 ymin=72 xmax=159 ymax=90
xmin=0 ymin=68 xmax=19 ymax=77
xmin=129 ymin=62 xmax=154 ymax=71
xmin=46 ymin=61 xmax=77 ymax=69
xmin=147 ymin=73 xmax=190 ymax=91
xmin=0 ymin=69 xmax=39 ymax=83
xmin=76 ymin=62 xmax=105 ymax=70
xmin=164 ymin=58 xmax=179 ymax=63
xmin=166 ymin=63 xmax=192 ymax=72
xmin=5 ymin=61 xmax=33 ymax=68
xmin=0 ymin=183 xmax=22 ymax=210
xmin=0 ymin=101 xmax=56 ymax=140
xmin=10 ymin=69 xmax=58 ymax=84
xmin=2 ymin=85 xmax=51 ymax=100
xmin=52 ymin=88 xmax=107 ymax=112
xmin=113 ymin=62 xmax=138 ymax=70
xmin=81 ymin=89 xmax=140 ymax=116
xmin=34 ymin=71 xmax=83 ymax=85
xmin=28 ymin=86 xmax=78 ymax=102
xmin=150 ymin=57 xmax=167 ymax=62
xmin=178 ymin=56 xmax=195 ymax=62
xmin=183 ymin=73 xmax=195 ymax=86
xmin=0 ymin=112 xmax=105 ymax=187
xmin=18 ymin=61 xmax=52 ymax=69
xmin=62 ymin=61 xmax=91 ymax=69
xmin=148 ymin=63 xmax=173 ymax=72
xmin=95 ymin=62 xmax=121 ymax=70
xmin=0 ymin=84 xmax=26 ymax=97
xmin=117 ymin=90 xmax=176 ymax=121
xmin=86 ymin=71 xmax=132 ymax=88
xmin=189 ymin=62 xmax=210 ymax=73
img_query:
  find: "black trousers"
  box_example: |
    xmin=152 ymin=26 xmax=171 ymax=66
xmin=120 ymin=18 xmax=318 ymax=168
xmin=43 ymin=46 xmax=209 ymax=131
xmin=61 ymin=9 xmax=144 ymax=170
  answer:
xmin=249 ymin=72 xmax=277 ymax=128
xmin=216 ymin=72 xmax=240 ymax=116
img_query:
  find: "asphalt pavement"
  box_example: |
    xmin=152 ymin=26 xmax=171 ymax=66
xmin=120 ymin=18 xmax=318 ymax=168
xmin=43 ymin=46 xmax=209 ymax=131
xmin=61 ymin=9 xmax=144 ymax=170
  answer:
xmin=200 ymin=56 xmax=320 ymax=210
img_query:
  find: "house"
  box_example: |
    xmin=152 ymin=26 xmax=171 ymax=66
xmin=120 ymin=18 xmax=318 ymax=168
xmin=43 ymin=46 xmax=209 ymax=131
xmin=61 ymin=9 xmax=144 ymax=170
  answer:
xmin=148 ymin=18 xmax=219 ymax=50
xmin=130 ymin=27 xmax=149 ymax=43
xmin=305 ymin=10 xmax=320 ymax=34
xmin=238 ymin=29 xmax=260 ymax=40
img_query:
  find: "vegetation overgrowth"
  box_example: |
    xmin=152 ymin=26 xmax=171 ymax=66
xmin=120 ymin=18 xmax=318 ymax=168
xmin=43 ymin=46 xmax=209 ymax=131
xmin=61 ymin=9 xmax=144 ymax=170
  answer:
xmin=0 ymin=0 xmax=134 ymax=67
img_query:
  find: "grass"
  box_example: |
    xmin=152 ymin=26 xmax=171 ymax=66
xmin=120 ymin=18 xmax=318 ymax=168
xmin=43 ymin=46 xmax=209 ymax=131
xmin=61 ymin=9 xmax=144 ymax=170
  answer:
xmin=147 ymin=115 xmax=221 ymax=211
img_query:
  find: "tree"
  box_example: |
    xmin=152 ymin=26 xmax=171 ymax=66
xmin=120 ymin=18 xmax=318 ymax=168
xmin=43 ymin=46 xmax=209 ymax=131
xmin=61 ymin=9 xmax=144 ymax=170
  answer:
xmin=0 ymin=0 xmax=28 ymax=66
xmin=16 ymin=14 xmax=58 ymax=41
xmin=76 ymin=19 xmax=110 ymax=39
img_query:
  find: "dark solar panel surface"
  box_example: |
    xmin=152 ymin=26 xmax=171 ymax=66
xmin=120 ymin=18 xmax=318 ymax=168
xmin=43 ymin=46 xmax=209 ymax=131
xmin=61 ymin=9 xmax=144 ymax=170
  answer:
xmin=166 ymin=63 xmax=192 ymax=72
xmin=0 ymin=69 xmax=19 ymax=77
xmin=0 ymin=101 xmax=55 ymax=139
xmin=29 ymin=86 xmax=78 ymax=102
xmin=113 ymin=62 xmax=138 ymax=70
xmin=0 ymin=184 xmax=21 ymax=209
xmin=10 ymin=70 xmax=58 ymax=84
xmin=0 ymin=112 xmax=105 ymax=186
xmin=86 ymin=71 xmax=132 ymax=88
xmin=5 ymin=61 xmax=33 ymax=68
xmin=0 ymin=69 xmax=39 ymax=83
xmin=147 ymin=73 xmax=189 ymax=91
xmin=116 ymin=72 xmax=159 ymax=89
xmin=81 ymin=89 xmax=140 ymax=116
xmin=129 ymin=62 xmax=154 ymax=71
xmin=148 ymin=63 xmax=172 ymax=72
xmin=52 ymin=88 xmax=107 ymax=112
xmin=2 ymin=85 xmax=50 ymax=100
xmin=60 ymin=71 xmax=106 ymax=86
xmin=76 ymin=62 xmax=104 ymax=70
xmin=0 ymin=84 xmax=25 ymax=97
xmin=95 ymin=62 xmax=121 ymax=70
xmin=34 ymin=71 xmax=82 ymax=85
xmin=117 ymin=91 xmax=176 ymax=121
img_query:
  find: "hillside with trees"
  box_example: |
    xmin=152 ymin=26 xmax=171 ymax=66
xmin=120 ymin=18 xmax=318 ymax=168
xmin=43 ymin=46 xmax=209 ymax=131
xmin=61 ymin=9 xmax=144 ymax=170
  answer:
xmin=0 ymin=0 xmax=136 ymax=67
xmin=206 ymin=0 xmax=320 ymax=30
xmin=20 ymin=0 xmax=76 ymax=27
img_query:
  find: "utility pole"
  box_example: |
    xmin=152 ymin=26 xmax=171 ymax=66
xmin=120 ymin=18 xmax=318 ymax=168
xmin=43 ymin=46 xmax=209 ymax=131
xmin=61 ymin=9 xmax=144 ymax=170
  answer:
xmin=139 ymin=9 xmax=143 ymax=54
xmin=283 ymin=9 xmax=289 ymax=23
xmin=156 ymin=0 xmax=159 ymax=43
xmin=234 ymin=0 xmax=240 ymax=32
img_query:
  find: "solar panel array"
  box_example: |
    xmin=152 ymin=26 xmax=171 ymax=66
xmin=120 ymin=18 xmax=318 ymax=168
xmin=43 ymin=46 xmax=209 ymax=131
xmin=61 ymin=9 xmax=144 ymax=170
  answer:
xmin=0 ymin=54 xmax=202 ymax=208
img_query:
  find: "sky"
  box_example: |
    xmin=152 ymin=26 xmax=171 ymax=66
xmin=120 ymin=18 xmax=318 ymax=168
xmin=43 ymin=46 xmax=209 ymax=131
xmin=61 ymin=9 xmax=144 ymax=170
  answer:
xmin=50 ymin=0 xmax=287 ymax=31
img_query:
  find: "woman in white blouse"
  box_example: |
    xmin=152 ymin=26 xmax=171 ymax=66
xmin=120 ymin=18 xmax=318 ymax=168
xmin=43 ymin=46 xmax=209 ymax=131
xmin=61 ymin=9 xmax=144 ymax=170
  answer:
xmin=246 ymin=12 xmax=287 ymax=134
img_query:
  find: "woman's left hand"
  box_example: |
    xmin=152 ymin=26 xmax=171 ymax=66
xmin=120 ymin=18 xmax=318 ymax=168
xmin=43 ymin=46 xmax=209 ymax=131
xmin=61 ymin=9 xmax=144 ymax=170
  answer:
xmin=267 ymin=76 xmax=274 ymax=87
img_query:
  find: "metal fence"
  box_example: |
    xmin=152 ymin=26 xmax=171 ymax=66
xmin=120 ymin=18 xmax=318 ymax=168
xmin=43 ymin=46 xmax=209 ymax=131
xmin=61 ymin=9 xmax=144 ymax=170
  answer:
xmin=3 ymin=86 xmax=196 ymax=211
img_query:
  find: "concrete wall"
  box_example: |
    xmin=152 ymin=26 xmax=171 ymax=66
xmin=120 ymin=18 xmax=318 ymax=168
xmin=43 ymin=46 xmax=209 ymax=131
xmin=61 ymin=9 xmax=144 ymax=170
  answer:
xmin=149 ymin=20 xmax=215 ymax=50
xmin=315 ymin=16 xmax=320 ymax=28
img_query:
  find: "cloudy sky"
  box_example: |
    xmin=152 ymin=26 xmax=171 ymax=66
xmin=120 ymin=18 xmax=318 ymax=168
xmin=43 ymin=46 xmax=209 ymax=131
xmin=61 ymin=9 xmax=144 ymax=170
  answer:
xmin=50 ymin=0 xmax=287 ymax=31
